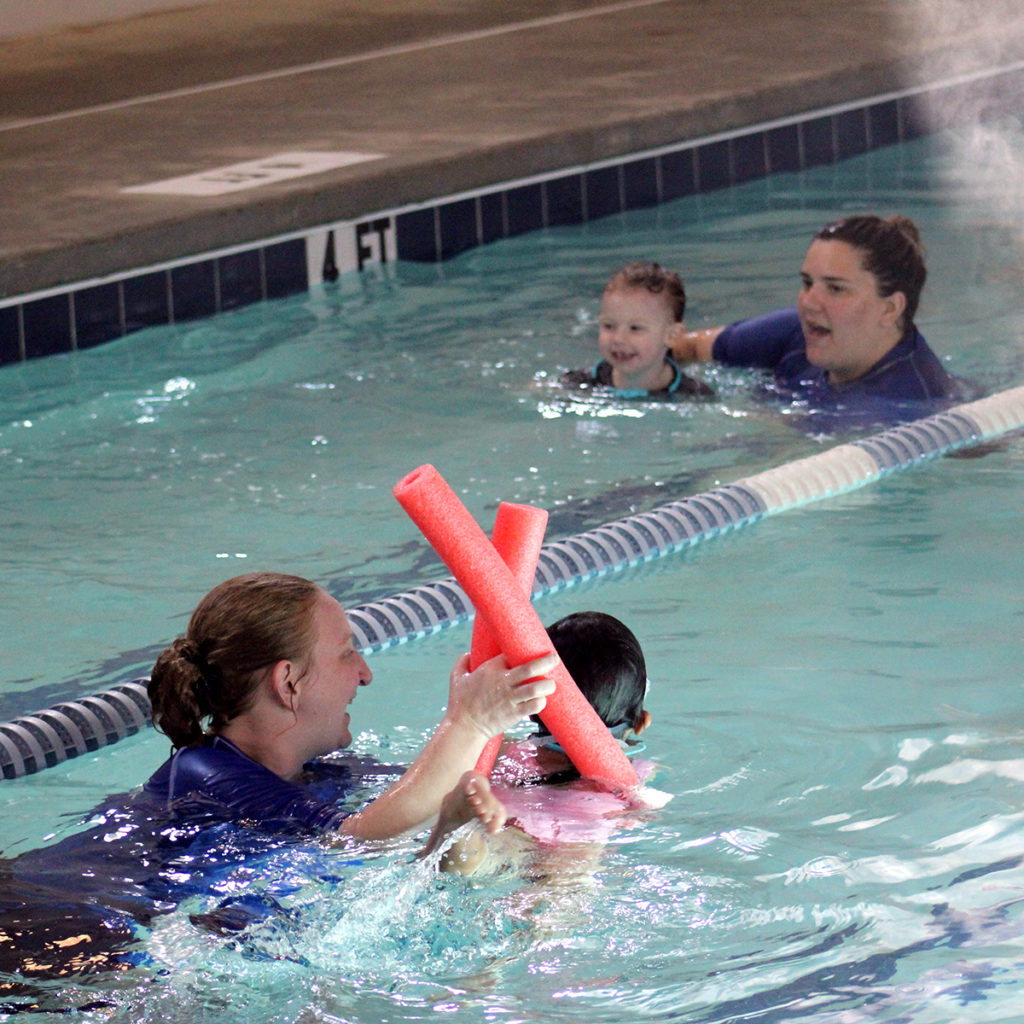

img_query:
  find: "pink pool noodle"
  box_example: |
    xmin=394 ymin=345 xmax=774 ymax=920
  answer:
xmin=393 ymin=464 xmax=638 ymax=790
xmin=470 ymin=502 xmax=548 ymax=775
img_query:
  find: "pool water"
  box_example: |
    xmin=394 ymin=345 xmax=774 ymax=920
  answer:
xmin=2 ymin=130 xmax=1024 ymax=1021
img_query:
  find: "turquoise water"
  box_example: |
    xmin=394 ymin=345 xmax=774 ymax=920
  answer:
xmin=2 ymin=132 xmax=1024 ymax=1020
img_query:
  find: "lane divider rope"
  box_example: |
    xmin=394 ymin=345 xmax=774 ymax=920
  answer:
xmin=4 ymin=384 xmax=1022 ymax=778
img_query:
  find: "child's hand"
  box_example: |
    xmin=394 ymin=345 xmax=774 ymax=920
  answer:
xmin=446 ymin=650 xmax=557 ymax=740
xmin=459 ymin=770 xmax=507 ymax=833
xmin=420 ymin=770 xmax=508 ymax=873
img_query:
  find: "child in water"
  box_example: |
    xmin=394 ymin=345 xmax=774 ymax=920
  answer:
xmin=424 ymin=610 xmax=662 ymax=877
xmin=561 ymin=261 xmax=713 ymax=401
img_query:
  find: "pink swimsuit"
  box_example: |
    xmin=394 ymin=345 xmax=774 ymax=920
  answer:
xmin=491 ymin=740 xmax=666 ymax=845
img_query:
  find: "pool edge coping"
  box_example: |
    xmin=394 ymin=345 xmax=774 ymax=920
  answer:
xmin=2 ymin=59 xmax=1022 ymax=366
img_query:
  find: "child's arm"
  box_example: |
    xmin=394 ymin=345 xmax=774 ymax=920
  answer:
xmin=439 ymin=815 xmax=536 ymax=877
xmin=420 ymin=770 xmax=507 ymax=875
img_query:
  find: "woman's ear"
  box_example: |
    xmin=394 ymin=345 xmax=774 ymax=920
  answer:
xmin=268 ymin=660 xmax=297 ymax=708
xmin=882 ymin=290 xmax=907 ymax=329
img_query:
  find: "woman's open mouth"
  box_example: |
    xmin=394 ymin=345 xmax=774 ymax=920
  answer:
xmin=803 ymin=319 xmax=831 ymax=341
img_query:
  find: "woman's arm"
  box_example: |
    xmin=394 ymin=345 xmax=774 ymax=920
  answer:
xmin=340 ymin=652 xmax=556 ymax=840
xmin=668 ymin=324 xmax=722 ymax=363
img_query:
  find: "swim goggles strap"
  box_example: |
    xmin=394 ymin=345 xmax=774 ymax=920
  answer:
xmin=541 ymin=721 xmax=647 ymax=757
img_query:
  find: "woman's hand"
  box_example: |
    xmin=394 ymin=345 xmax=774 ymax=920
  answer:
xmin=339 ymin=652 xmax=556 ymax=841
xmin=446 ymin=650 xmax=558 ymax=740
xmin=668 ymin=324 xmax=721 ymax=362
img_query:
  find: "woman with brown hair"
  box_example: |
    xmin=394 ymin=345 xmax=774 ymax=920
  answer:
xmin=145 ymin=571 xmax=556 ymax=841
xmin=670 ymin=214 xmax=970 ymax=426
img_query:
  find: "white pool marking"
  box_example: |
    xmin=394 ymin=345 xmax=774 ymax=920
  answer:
xmin=121 ymin=151 xmax=385 ymax=196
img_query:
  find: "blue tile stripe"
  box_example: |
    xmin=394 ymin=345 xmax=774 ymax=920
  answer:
xmin=1 ymin=63 xmax=1021 ymax=366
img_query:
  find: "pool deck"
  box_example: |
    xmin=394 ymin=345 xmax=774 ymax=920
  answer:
xmin=2 ymin=0 xmax=1024 ymax=300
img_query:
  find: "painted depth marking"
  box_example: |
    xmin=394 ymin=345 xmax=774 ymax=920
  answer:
xmin=122 ymin=151 xmax=384 ymax=196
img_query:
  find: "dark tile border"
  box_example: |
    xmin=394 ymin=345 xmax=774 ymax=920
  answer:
xmin=2 ymin=64 xmax=1021 ymax=368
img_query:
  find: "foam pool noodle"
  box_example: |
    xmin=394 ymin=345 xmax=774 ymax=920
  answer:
xmin=470 ymin=501 xmax=548 ymax=775
xmin=393 ymin=464 xmax=639 ymax=791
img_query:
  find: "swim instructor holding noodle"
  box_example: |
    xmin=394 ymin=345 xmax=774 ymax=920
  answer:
xmin=145 ymin=572 xmax=557 ymax=840
xmin=669 ymin=214 xmax=969 ymax=426
xmin=0 ymin=572 xmax=550 ymax=987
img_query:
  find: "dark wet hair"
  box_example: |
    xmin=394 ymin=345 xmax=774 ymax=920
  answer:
xmin=533 ymin=611 xmax=647 ymax=736
xmin=814 ymin=214 xmax=926 ymax=331
xmin=148 ymin=572 xmax=322 ymax=749
xmin=606 ymin=261 xmax=686 ymax=321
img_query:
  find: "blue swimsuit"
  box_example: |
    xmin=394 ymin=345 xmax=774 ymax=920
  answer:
xmin=144 ymin=734 xmax=350 ymax=831
xmin=1 ymin=740 xmax=363 ymax=985
xmin=713 ymin=308 xmax=970 ymax=428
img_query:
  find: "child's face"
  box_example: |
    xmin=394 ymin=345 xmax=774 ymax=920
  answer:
xmin=597 ymin=285 xmax=676 ymax=390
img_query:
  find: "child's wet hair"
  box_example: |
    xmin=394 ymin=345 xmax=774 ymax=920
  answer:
xmin=535 ymin=610 xmax=647 ymax=735
xmin=605 ymin=261 xmax=686 ymax=321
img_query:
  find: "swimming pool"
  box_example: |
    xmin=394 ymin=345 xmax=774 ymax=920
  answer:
xmin=2 ymin=129 xmax=1024 ymax=1020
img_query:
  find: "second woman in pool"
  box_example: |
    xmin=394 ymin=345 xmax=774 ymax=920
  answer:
xmin=668 ymin=213 xmax=970 ymax=426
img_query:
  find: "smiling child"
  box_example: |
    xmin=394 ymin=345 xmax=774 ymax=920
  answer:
xmin=561 ymin=262 xmax=713 ymax=401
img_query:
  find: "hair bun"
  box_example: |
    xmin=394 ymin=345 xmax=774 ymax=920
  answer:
xmin=886 ymin=213 xmax=920 ymax=244
xmin=175 ymin=637 xmax=205 ymax=670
